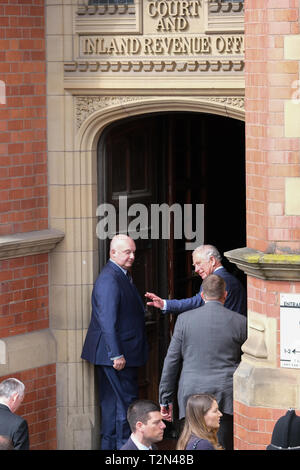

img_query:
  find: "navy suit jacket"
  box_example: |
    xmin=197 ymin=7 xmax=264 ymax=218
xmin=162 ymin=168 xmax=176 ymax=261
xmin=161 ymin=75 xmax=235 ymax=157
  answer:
xmin=0 ymin=403 xmax=29 ymax=450
xmin=81 ymin=260 xmax=148 ymax=367
xmin=165 ymin=267 xmax=247 ymax=316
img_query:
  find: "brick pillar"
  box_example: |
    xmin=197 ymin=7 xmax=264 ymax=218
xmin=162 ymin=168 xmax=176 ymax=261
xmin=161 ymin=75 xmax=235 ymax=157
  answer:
xmin=226 ymin=0 xmax=300 ymax=450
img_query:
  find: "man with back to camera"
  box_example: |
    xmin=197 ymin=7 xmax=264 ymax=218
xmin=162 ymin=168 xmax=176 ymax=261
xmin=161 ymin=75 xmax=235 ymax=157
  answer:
xmin=145 ymin=244 xmax=247 ymax=316
xmin=120 ymin=399 xmax=166 ymax=450
xmin=81 ymin=234 xmax=148 ymax=450
xmin=0 ymin=377 xmax=29 ymax=450
xmin=159 ymin=274 xmax=247 ymax=450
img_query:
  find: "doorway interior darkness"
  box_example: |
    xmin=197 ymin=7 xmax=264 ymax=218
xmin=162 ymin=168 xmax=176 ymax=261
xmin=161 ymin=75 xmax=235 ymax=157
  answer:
xmin=97 ymin=111 xmax=246 ymax=402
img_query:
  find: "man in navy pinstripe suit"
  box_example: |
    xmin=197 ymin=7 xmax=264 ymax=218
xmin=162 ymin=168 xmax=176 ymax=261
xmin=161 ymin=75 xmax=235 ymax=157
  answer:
xmin=146 ymin=244 xmax=247 ymax=317
xmin=81 ymin=234 xmax=148 ymax=450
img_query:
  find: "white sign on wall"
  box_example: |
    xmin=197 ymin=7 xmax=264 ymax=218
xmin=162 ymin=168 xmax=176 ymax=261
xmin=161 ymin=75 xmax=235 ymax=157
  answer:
xmin=280 ymin=294 xmax=300 ymax=369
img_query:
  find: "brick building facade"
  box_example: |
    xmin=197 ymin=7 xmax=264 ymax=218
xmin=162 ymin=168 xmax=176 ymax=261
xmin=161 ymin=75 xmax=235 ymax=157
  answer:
xmin=0 ymin=0 xmax=299 ymax=450
xmin=231 ymin=0 xmax=300 ymax=450
xmin=0 ymin=0 xmax=57 ymax=450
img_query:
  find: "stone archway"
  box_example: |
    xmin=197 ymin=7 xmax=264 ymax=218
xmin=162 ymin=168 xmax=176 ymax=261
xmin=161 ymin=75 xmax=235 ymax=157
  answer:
xmin=50 ymin=95 xmax=245 ymax=449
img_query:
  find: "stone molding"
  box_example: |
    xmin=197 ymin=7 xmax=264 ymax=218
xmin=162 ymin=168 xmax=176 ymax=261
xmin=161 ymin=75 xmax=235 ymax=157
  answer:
xmin=0 ymin=228 xmax=65 ymax=260
xmin=0 ymin=329 xmax=56 ymax=375
xmin=76 ymin=1 xmax=244 ymax=17
xmin=76 ymin=2 xmax=136 ymax=16
xmin=75 ymin=94 xmax=245 ymax=129
xmin=64 ymin=59 xmax=244 ymax=74
xmin=209 ymin=1 xmax=244 ymax=14
xmin=234 ymin=361 xmax=300 ymax=409
xmin=225 ymin=247 xmax=300 ymax=281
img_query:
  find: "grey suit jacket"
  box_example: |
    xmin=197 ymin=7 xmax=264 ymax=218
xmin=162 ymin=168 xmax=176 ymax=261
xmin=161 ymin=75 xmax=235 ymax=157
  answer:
xmin=159 ymin=301 xmax=247 ymax=418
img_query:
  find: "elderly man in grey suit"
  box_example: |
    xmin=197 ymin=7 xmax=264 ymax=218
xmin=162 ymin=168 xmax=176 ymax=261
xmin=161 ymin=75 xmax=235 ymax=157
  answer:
xmin=159 ymin=274 xmax=247 ymax=450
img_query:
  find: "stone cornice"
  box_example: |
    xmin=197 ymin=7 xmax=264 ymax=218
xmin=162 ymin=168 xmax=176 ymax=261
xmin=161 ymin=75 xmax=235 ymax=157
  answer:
xmin=209 ymin=1 xmax=244 ymax=14
xmin=224 ymin=247 xmax=300 ymax=281
xmin=0 ymin=229 xmax=65 ymax=260
xmin=76 ymin=2 xmax=136 ymax=16
xmin=64 ymin=59 xmax=244 ymax=74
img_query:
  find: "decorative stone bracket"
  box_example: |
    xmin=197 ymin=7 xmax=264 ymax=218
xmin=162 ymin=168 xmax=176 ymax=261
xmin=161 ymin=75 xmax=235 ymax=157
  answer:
xmin=224 ymin=247 xmax=300 ymax=281
xmin=0 ymin=228 xmax=65 ymax=260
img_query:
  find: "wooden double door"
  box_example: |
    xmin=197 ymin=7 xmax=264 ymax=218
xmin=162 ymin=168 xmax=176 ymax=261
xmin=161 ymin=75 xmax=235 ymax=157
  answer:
xmin=97 ymin=112 xmax=246 ymax=403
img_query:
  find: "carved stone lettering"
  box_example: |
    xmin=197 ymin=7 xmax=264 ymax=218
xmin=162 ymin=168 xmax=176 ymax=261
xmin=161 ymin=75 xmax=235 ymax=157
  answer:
xmin=69 ymin=0 xmax=245 ymax=75
xmin=80 ymin=35 xmax=243 ymax=57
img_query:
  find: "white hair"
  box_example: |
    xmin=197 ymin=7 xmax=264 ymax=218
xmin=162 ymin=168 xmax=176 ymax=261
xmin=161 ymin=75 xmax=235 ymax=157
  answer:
xmin=192 ymin=245 xmax=221 ymax=262
xmin=0 ymin=378 xmax=25 ymax=399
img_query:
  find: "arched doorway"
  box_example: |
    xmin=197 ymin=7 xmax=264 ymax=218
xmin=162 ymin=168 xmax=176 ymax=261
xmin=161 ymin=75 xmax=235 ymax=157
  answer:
xmin=97 ymin=111 xmax=246 ymax=402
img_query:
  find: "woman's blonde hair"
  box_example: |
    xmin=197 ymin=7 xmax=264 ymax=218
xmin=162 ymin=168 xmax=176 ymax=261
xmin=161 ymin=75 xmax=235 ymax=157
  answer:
xmin=176 ymin=394 xmax=223 ymax=450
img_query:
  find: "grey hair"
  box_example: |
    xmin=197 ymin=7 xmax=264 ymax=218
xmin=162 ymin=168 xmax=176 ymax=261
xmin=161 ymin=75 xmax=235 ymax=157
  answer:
xmin=0 ymin=378 xmax=25 ymax=399
xmin=192 ymin=245 xmax=221 ymax=262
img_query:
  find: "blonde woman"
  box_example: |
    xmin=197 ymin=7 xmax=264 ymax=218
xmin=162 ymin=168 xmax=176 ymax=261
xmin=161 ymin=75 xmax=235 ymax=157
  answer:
xmin=177 ymin=394 xmax=223 ymax=450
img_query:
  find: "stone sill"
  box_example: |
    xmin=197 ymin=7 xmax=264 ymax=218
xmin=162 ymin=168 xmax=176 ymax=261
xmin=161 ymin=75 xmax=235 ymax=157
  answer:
xmin=0 ymin=229 xmax=65 ymax=260
xmin=0 ymin=329 xmax=56 ymax=375
xmin=224 ymin=247 xmax=300 ymax=281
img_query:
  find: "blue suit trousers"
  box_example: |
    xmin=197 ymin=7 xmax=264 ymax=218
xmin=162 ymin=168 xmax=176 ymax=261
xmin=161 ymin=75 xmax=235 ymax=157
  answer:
xmin=95 ymin=365 xmax=138 ymax=450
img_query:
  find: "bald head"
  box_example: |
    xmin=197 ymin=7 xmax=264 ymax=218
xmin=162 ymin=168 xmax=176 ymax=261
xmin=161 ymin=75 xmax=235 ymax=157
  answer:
xmin=110 ymin=234 xmax=136 ymax=270
xmin=110 ymin=234 xmax=133 ymax=251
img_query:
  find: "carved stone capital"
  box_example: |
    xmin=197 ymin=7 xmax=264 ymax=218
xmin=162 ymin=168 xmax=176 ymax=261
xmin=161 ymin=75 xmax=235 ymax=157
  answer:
xmin=225 ymin=247 xmax=300 ymax=281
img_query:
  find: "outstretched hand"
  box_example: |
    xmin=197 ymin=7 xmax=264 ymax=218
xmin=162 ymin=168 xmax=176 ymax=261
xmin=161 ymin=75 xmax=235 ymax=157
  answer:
xmin=145 ymin=292 xmax=164 ymax=310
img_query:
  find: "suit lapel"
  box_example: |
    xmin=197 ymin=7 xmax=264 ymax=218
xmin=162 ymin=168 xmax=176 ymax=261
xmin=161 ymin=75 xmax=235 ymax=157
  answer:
xmin=107 ymin=261 xmax=145 ymax=311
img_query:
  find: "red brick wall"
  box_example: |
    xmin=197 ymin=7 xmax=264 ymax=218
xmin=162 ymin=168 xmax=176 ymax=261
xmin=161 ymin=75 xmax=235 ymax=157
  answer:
xmin=245 ymin=0 xmax=300 ymax=253
xmin=0 ymin=0 xmax=47 ymax=236
xmin=234 ymin=402 xmax=291 ymax=450
xmin=235 ymin=0 xmax=300 ymax=450
xmin=0 ymin=253 xmax=49 ymax=337
xmin=1 ymin=365 xmax=57 ymax=450
xmin=0 ymin=1 xmax=55 ymax=450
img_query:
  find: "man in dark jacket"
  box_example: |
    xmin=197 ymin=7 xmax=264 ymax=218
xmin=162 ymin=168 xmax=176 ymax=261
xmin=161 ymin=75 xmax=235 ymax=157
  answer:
xmin=146 ymin=244 xmax=247 ymax=316
xmin=121 ymin=400 xmax=165 ymax=450
xmin=81 ymin=234 xmax=148 ymax=450
xmin=159 ymin=274 xmax=247 ymax=450
xmin=0 ymin=378 xmax=29 ymax=450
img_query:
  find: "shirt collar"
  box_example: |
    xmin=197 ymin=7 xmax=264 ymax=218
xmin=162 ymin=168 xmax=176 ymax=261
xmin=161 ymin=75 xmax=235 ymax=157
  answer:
xmin=109 ymin=259 xmax=128 ymax=276
xmin=213 ymin=266 xmax=223 ymax=272
xmin=130 ymin=433 xmax=152 ymax=450
xmin=0 ymin=401 xmax=11 ymax=411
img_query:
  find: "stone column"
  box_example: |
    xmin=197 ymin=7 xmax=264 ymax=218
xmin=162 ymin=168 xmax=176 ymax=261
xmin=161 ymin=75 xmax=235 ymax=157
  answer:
xmin=46 ymin=0 xmax=99 ymax=449
xmin=226 ymin=0 xmax=300 ymax=450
